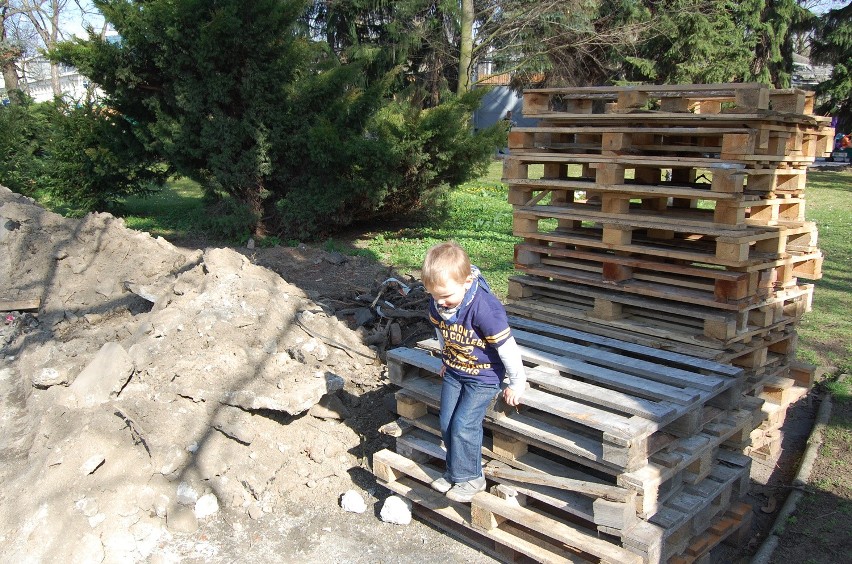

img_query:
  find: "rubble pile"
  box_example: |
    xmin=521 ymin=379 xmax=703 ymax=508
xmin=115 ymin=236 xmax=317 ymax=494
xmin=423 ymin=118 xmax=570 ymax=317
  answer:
xmin=0 ymin=186 xmax=386 ymax=561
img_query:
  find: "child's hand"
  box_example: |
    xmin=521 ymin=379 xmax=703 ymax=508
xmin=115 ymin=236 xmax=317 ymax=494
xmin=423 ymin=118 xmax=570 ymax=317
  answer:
xmin=502 ymin=387 xmax=521 ymax=407
xmin=440 ymin=364 xmax=446 ymax=377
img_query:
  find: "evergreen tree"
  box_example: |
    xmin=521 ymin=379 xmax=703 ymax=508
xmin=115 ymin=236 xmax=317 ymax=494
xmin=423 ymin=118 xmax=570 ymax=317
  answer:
xmin=620 ymin=0 xmax=810 ymax=87
xmin=811 ymin=3 xmax=852 ymax=132
xmin=55 ymin=0 xmax=503 ymax=239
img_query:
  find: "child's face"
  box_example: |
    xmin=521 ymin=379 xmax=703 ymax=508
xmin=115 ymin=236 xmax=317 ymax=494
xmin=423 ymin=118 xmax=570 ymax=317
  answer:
xmin=428 ymin=275 xmax=473 ymax=310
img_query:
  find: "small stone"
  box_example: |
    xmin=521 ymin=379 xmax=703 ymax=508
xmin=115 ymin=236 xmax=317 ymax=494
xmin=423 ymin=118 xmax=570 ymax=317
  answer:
xmin=81 ymin=455 xmax=105 ymax=475
xmin=32 ymin=367 xmax=69 ymax=388
xmin=353 ymin=308 xmax=374 ymax=327
xmin=379 ymin=496 xmax=412 ymax=525
xmin=309 ymin=393 xmax=351 ymax=420
xmin=88 ymin=513 xmax=106 ymax=528
xmin=154 ymin=494 xmax=170 ymax=518
xmin=248 ymin=505 xmax=264 ymax=520
xmin=176 ymin=482 xmax=198 ymax=506
xmin=324 ymin=252 xmax=347 ymax=265
xmin=340 ymin=490 xmax=367 ymax=514
xmin=75 ymin=497 xmax=99 ymax=517
xmin=194 ymin=493 xmax=219 ymax=519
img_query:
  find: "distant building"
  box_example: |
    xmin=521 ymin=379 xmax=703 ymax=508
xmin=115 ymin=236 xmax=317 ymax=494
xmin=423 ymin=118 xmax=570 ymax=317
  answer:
xmin=791 ymin=53 xmax=833 ymax=89
xmin=471 ymin=65 xmax=539 ymax=131
xmin=1 ymin=55 xmax=93 ymax=103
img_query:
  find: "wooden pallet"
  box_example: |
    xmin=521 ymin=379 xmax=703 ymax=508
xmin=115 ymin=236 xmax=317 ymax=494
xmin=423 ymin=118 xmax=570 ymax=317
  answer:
xmin=509 ymin=123 xmax=832 ymax=163
xmin=509 ymin=179 xmax=808 ymax=227
xmin=374 ymin=440 xmax=752 ymax=564
xmin=520 ymin=83 xmax=819 ymax=116
xmin=373 ymin=448 xmax=643 ymax=564
xmin=516 ymin=242 xmax=821 ymax=306
xmin=507 ymin=277 xmax=813 ymax=345
xmin=512 ymin=211 xmax=818 ymax=268
xmin=391 ymin=396 xmax=751 ymax=524
xmin=667 ymin=501 xmax=753 ymax=564
xmin=387 ymin=319 xmax=743 ymax=471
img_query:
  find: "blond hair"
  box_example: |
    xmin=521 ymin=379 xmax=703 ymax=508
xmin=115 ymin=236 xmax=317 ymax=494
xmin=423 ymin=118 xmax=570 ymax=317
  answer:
xmin=422 ymin=241 xmax=471 ymax=291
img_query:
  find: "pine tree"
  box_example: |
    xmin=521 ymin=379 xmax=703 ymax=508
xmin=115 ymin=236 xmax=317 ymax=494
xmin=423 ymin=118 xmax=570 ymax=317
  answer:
xmin=811 ymin=3 xmax=852 ymax=132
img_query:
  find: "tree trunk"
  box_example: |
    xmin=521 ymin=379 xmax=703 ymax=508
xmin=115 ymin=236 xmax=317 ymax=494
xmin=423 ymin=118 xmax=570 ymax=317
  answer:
xmin=456 ymin=0 xmax=474 ymax=96
xmin=1 ymin=0 xmax=23 ymax=103
xmin=50 ymin=61 xmax=61 ymax=97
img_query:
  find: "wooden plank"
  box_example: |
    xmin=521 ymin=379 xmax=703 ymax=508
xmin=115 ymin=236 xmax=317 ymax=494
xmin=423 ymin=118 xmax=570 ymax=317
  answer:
xmin=520 ymin=387 xmax=651 ymax=442
xmin=521 ymin=344 xmax=703 ymax=404
xmin=508 ymin=178 xmax=741 ymax=200
xmin=374 ymin=448 xmax=442 ymax=484
xmin=507 ymin=152 xmax=748 ymax=172
xmin=488 ymin=410 xmax=604 ymax=465
xmin=387 ymin=347 xmax=441 ymax=373
xmin=507 ymin=316 xmax=742 ymax=377
xmin=0 ymin=298 xmax=40 ymax=313
xmin=471 ymin=492 xmax=643 ymax=564
xmin=517 ymin=263 xmax=748 ymax=310
xmin=516 ymin=242 xmax=750 ymax=283
xmin=483 ymin=463 xmax=633 ymax=502
xmin=514 ymin=204 xmax=767 ymax=237
xmin=525 ymin=365 xmax=679 ymax=422
xmin=508 ymin=275 xmax=733 ymax=323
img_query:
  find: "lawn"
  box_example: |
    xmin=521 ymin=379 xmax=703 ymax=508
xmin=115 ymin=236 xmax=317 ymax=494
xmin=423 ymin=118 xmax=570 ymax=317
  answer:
xmin=119 ymin=162 xmax=852 ymax=375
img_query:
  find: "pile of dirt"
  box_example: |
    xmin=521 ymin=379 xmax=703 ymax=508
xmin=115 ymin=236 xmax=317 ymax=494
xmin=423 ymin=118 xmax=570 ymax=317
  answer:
xmin=0 ymin=186 xmax=448 ymax=562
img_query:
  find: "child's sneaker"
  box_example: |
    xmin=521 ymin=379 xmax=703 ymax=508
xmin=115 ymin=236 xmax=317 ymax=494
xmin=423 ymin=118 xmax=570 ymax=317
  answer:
xmin=445 ymin=476 xmax=486 ymax=502
xmin=430 ymin=477 xmax=452 ymax=494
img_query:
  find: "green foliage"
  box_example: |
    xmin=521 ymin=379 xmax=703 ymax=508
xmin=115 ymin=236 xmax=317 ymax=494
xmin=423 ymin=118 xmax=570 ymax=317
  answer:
xmin=52 ymin=0 xmax=502 ymax=241
xmin=618 ymin=0 xmax=810 ymax=87
xmin=0 ymin=98 xmax=162 ymax=211
xmin=0 ymin=98 xmax=51 ymax=197
xmin=812 ymin=4 xmax=852 ymax=132
xmin=194 ymin=198 xmax=257 ymax=243
xmin=39 ymin=101 xmax=165 ymax=211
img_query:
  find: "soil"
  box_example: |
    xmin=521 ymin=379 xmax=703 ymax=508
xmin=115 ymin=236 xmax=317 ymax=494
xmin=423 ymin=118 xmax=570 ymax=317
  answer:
xmin=0 ymin=185 xmax=836 ymax=563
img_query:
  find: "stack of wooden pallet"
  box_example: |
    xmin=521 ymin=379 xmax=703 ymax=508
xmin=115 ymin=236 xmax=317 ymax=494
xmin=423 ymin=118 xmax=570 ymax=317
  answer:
xmin=375 ymin=315 xmax=758 ymax=563
xmin=502 ymin=83 xmax=831 ymax=462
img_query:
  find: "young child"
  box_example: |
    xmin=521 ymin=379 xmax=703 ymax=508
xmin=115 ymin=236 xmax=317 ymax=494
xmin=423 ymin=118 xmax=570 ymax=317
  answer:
xmin=421 ymin=241 xmax=527 ymax=502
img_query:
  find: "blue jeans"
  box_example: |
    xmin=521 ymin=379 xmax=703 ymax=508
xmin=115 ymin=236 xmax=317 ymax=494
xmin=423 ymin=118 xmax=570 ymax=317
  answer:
xmin=439 ymin=372 xmax=498 ymax=483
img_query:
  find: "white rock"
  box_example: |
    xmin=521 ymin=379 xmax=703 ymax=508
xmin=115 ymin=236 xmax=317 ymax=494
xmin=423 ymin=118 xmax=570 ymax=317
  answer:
xmin=81 ymin=455 xmax=105 ymax=475
xmin=176 ymin=482 xmax=198 ymax=506
xmin=68 ymin=342 xmax=134 ymax=406
xmin=154 ymin=494 xmax=170 ymax=518
xmin=32 ymin=367 xmax=69 ymax=388
xmin=340 ymin=490 xmax=367 ymax=514
xmin=379 ymin=495 xmax=412 ymax=525
xmin=194 ymin=494 xmax=219 ymax=519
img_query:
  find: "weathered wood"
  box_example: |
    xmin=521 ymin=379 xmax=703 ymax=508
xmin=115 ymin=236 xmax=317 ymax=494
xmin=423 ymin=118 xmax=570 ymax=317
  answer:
xmin=471 ymin=492 xmax=644 ymax=564
xmin=483 ymin=464 xmax=632 ymax=502
xmin=0 ymin=298 xmax=40 ymax=313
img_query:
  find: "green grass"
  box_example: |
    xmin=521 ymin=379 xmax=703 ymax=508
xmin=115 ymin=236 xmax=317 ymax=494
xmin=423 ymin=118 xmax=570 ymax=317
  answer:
xmin=364 ymin=164 xmax=519 ymax=297
xmin=121 ymin=176 xmax=207 ymax=239
xmin=118 ymin=162 xmax=852 ymax=375
xmin=796 ymin=169 xmax=852 ymax=375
